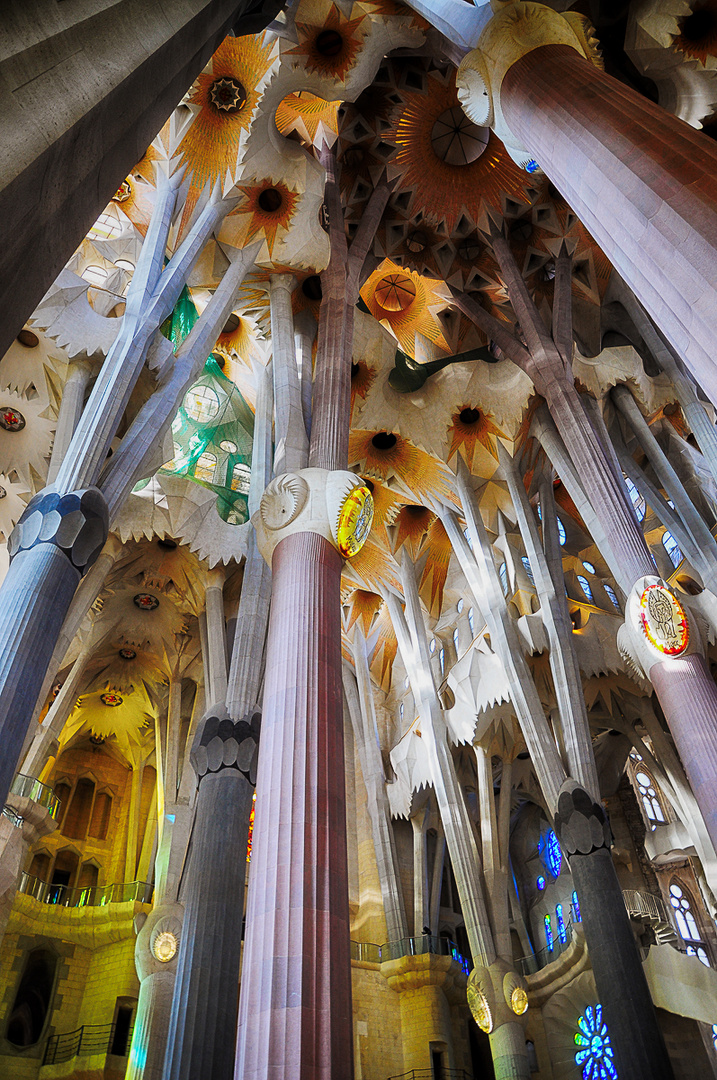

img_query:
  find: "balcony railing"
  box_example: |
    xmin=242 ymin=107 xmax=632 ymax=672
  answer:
xmin=43 ymin=1022 xmax=133 ymax=1065
xmin=388 ymin=1070 xmax=472 ymax=1079
xmin=2 ymin=805 xmax=23 ymax=828
xmin=10 ymin=774 xmax=60 ymax=818
xmin=351 ymin=934 xmax=470 ymax=974
xmin=517 ymin=920 xmax=575 ymax=976
xmin=18 ymin=873 xmax=153 ymax=908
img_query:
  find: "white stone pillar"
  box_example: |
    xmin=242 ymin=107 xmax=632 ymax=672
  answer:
xmin=269 ymin=274 xmax=308 ymax=475
xmin=47 ymin=360 xmax=93 ymax=485
xmin=204 ymin=568 xmax=227 ymax=707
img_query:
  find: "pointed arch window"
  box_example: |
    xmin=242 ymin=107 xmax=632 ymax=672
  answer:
xmin=557 ymin=517 xmax=566 ymax=545
xmin=662 ymin=531 xmax=682 ymax=568
xmin=577 ymin=575 xmax=593 ymax=602
xmin=521 ymin=556 xmax=534 ymax=587
xmin=467 ymin=607 xmax=475 ymax=637
xmin=604 ymin=584 xmax=621 ymax=612
xmin=634 ymin=770 xmax=665 ymax=828
xmin=499 ymin=562 xmax=508 ymax=596
xmin=544 ymin=913 xmax=554 ymax=952
xmin=194 ymin=452 xmax=217 ymax=483
xmin=556 ymin=903 xmax=567 ymax=943
xmin=572 ymin=890 xmax=581 ymax=923
xmin=669 ymin=882 xmax=710 ymax=965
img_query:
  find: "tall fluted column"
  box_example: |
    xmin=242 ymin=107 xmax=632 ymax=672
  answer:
xmin=163 ymin=712 xmax=259 ymax=1080
xmin=47 ymin=361 xmax=93 ymax=485
xmin=204 ymin=568 xmax=228 ymax=707
xmin=235 ymin=531 xmax=352 ymax=1080
xmin=270 ymin=274 xmax=308 ymax=475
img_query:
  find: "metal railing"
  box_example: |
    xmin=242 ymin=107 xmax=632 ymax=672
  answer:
xmin=623 ymin=888 xmax=672 ymax=926
xmin=43 ymin=1022 xmax=133 ymax=1065
xmin=388 ymin=1070 xmax=472 ymax=1079
xmin=517 ymin=920 xmax=574 ymax=976
xmin=2 ymin=805 xmax=23 ymax=828
xmin=10 ymin=773 xmax=60 ymax=818
xmin=18 ymin=874 xmax=153 ymax=908
xmin=351 ymin=935 xmax=470 ymax=974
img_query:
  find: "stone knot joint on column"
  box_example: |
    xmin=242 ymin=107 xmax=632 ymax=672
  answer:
xmin=190 ymin=708 xmax=261 ymax=784
xmin=7 ymin=487 xmax=109 ymax=575
xmin=554 ymin=780 xmax=611 ymax=857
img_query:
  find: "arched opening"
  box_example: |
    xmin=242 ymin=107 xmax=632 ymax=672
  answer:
xmin=49 ymin=849 xmax=80 ymax=902
xmin=6 ymin=948 xmax=58 ymax=1046
xmin=88 ymin=791 xmax=112 ymax=840
xmin=62 ymin=778 xmax=95 ymax=839
xmin=53 ymin=780 xmax=71 ymax=827
xmin=77 ymin=862 xmax=99 ymax=904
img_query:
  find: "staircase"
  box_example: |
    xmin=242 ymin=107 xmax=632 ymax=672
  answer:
xmin=623 ymin=889 xmax=681 ymax=947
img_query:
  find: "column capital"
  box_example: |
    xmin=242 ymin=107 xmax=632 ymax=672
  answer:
xmin=456 ymin=2 xmax=599 ymax=169
xmin=254 ymin=467 xmax=374 ymax=564
xmin=553 ymin=778 xmax=611 ymax=858
xmin=269 ymin=271 xmax=298 ymax=296
xmin=467 ymin=958 xmax=529 ymax=1033
xmin=8 ymin=486 xmax=109 ymax=577
xmin=190 ymin=706 xmax=260 ymax=785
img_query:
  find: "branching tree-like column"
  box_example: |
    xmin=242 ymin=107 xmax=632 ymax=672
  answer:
xmin=0 ymin=178 xmax=248 ymax=811
xmin=441 ymin=457 xmax=674 ymax=1080
xmin=234 ymin=154 xmax=390 ymax=1080
xmin=454 ymin=226 xmax=717 ymax=863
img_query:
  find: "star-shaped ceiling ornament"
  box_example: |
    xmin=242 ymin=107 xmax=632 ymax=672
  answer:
xmin=209 ymin=77 xmax=247 ymax=113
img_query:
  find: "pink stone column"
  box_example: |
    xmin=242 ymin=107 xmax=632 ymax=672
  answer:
xmin=501 ymin=44 xmax=717 ymax=407
xmin=234 ymin=529 xmax=353 ymax=1080
xmin=650 ymin=655 xmax=717 ymax=852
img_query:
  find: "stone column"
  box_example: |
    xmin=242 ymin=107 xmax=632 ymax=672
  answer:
xmin=47 ymin=361 xmax=93 ymax=485
xmin=203 ymin=568 xmax=228 ymax=708
xmin=0 ymin=489 xmax=108 ymax=807
xmin=269 ymin=274 xmax=308 ymax=475
xmin=125 ymin=758 xmax=145 ymax=884
xmin=554 ymin=780 xmax=674 ymax=1080
xmin=235 ymin=529 xmax=352 ymax=1080
xmin=127 ymin=904 xmax=184 ymax=1080
xmin=411 ymin=806 xmax=430 ymax=938
xmin=456 ymin=1 xmax=717 ymax=406
xmin=163 ymin=711 xmax=259 ymax=1080
xmin=343 ymin=651 xmax=409 ymax=944
xmin=295 ymin=310 xmax=316 ymax=440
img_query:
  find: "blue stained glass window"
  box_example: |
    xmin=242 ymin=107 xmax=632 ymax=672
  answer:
xmin=545 ymin=913 xmax=554 ymax=952
xmin=468 ymin=607 xmax=475 ymax=636
xmin=712 ymin=1024 xmax=717 ymax=1052
xmin=453 ymin=628 xmax=459 ymax=651
xmin=556 ymin=903 xmax=567 ymax=943
xmin=439 ymin=648 xmax=445 ymax=675
xmin=582 ymin=560 xmax=596 ymax=574
xmin=457 ymin=598 xmax=464 ymax=614
xmin=662 ymin=531 xmax=682 ymax=568
xmin=624 ymin=476 xmax=646 ymax=521
xmin=574 ymin=1004 xmax=618 ymax=1079
xmin=546 ymin=830 xmax=563 ymax=878
xmin=557 ymin=517 xmax=566 ymax=545
xmin=499 ymin=562 xmax=508 ymax=596
xmin=537 ymin=875 xmax=546 ymax=891
xmin=572 ymin=890 xmax=582 ymax=923
xmin=577 ymin=575 xmax=594 ymax=602
xmin=521 ymin=555 xmax=535 ymax=586
xmin=604 ymin=585 xmax=621 ymax=612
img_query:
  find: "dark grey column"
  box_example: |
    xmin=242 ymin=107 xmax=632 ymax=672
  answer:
xmin=555 ymin=781 xmax=674 ymax=1080
xmin=0 ymin=0 xmax=280 ymax=359
xmin=163 ymin=708 xmax=259 ymax=1080
xmin=0 ymin=488 xmax=109 ymax=807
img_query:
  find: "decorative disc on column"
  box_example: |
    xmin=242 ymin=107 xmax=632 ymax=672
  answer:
xmin=467 ymin=978 xmax=493 ymax=1033
xmin=0 ymin=407 xmax=25 ymax=431
xmin=336 ymin=485 xmax=374 ymax=557
xmin=639 ymin=584 xmax=689 ymax=655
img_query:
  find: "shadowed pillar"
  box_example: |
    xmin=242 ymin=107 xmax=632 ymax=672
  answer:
xmin=555 ymin=781 xmax=673 ymax=1080
xmin=499 ymin=42 xmax=717 ymax=406
xmin=234 ymin=531 xmax=352 ymax=1079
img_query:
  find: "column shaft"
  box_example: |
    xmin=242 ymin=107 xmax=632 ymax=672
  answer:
xmin=502 ymin=44 xmax=717 ymax=407
xmin=47 ymin=362 xmax=92 ymax=485
xmin=569 ymin=847 xmax=673 ymax=1080
xmin=235 ymin=531 xmax=352 ymax=1080
xmin=164 ymin=771 xmax=254 ymax=1080
xmin=651 ymin=655 xmax=717 ymax=851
